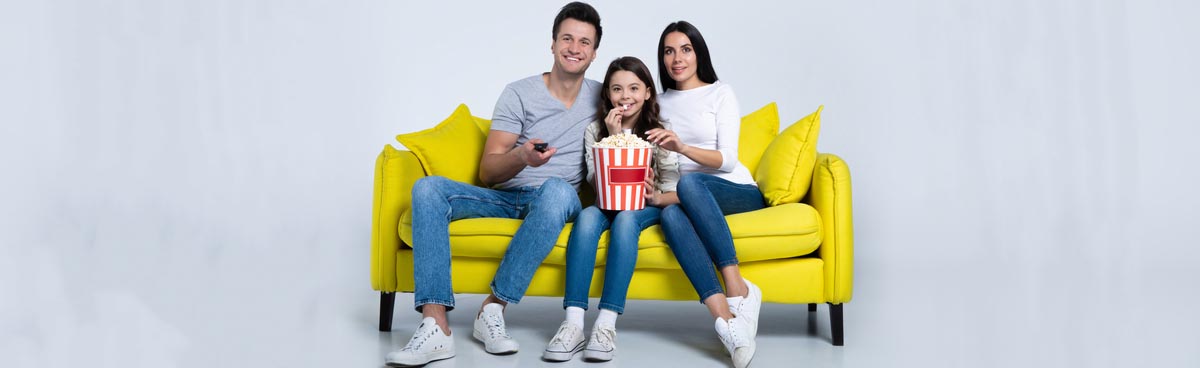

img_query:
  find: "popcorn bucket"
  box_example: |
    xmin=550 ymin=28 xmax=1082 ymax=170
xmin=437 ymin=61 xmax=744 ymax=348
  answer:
xmin=592 ymin=147 xmax=653 ymax=211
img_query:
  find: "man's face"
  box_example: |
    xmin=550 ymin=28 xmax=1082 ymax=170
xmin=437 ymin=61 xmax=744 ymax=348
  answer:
xmin=551 ymin=18 xmax=597 ymax=76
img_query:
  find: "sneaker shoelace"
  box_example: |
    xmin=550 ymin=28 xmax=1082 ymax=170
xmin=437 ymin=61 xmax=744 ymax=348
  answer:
xmin=721 ymin=319 xmax=750 ymax=349
xmin=550 ymin=324 xmax=580 ymax=348
xmin=484 ymin=312 xmax=510 ymax=339
xmin=591 ymin=327 xmax=615 ymax=350
xmin=403 ymin=324 xmax=436 ymax=351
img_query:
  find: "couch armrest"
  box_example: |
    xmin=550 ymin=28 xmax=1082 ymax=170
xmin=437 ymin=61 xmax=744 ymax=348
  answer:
xmin=371 ymin=145 xmax=426 ymax=292
xmin=805 ymin=153 xmax=854 ymax=303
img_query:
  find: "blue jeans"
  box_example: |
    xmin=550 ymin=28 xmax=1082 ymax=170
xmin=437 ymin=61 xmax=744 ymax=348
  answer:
xmin=563 ymin=205 xmax=661 ymax=314
xmin=660 ymin=173 xmax=765 ymax=303
xmin=410 ymin=175 xmax=581 ymax=312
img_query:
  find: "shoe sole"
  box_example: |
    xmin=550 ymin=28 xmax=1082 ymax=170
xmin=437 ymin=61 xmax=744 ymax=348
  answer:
xmin=472 ymin=330 xmax=519 ymax=355
xmin=542 ymin=342 xmax=584 ymax=361
xmin=385 ymin=350 xmax=455 ymax=367
xmin=582 ymin=348 xmax=614 ymax=362
xmin=542 ymin=347 xmax=583 ymax=362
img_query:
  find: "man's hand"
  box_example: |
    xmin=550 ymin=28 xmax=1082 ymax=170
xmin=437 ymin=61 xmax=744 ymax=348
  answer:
xmin=518 ymin=138 xmax=556 ymax=167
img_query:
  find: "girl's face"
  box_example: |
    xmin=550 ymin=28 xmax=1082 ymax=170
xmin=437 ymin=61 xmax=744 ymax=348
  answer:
xmin=662 ymin=31 xmax=699 ymax=88
xmin=607 ymin=70 xmax=650 ymax=121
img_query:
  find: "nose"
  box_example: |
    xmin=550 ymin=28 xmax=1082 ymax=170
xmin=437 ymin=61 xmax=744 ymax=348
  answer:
xmin=567 ymin=40 xmax=580 ymax=54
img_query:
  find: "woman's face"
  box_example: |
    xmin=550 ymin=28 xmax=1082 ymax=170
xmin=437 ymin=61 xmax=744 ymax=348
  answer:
xmin=607 ymin=70 xmax=649 ymax=120
xmin=662 ymin=31 xmax=699 ymax=87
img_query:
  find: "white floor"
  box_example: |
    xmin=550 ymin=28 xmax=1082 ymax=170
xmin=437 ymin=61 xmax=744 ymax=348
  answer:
xmin=6 ymin=245 xmax=1200 ymax=368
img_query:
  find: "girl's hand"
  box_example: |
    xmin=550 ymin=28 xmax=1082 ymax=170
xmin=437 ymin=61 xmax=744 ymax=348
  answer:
xmin=643 ymin=167 xmax=658 ymax=207
xmin=645 ymin=128 xmax=686 ymax=153
xmin=604 ymin=107 xmax=625 ymax=135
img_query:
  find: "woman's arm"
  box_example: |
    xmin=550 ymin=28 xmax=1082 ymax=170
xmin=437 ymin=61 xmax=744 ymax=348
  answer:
xmin=710 ymin=84 xmax=742 ymax=173
xmin=646 ymin=85 xmax=742 ymax=171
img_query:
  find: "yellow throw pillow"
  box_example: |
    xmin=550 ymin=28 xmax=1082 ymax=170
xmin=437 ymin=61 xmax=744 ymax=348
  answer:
xmin=738 ymin=103 xmax=780 ymax=177
xmin=395 ymin=104 xmax=486 ymax=186
xmin=755 ymin=105 xmax=823 ymax=206
xmin=473 ymin=116 xmax=492 ymax=134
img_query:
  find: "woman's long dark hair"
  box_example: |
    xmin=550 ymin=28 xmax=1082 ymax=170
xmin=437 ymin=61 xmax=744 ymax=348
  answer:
xmin=596 ymin=56 xmax=665 ymax=138
xmin=657 ymin=20 xmax=719 ymax=91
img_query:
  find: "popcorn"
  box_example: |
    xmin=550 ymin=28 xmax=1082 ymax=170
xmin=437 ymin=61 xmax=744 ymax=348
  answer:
xmin=595 ymin=132 xmax=653 ymax=148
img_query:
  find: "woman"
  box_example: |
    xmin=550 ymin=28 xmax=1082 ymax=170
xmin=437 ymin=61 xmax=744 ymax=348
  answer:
xmin=542 ymin=56 xmax=680 ymax=363
xmin=645 ymin=21 xmax=764 ymax=368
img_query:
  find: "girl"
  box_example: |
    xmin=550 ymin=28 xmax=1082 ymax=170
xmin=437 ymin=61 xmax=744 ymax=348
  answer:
xmin=542 ymin=56 xmax=680 ymax=362
xmin=647 ymin=21 xmax=764 ymax=368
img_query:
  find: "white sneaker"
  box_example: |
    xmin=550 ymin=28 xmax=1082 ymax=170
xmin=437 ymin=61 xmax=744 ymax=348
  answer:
xmin=473 ymin=303 xmax=519 ymax=354
xmin=582 ymin=323 xmax=617 ymax=362
xmin=714 ymin=317 xmax=755 ymax=368
xmin=542 ymin=321 xmax=585 ymax=361
xmin=730 ymin=278 xmax=763 ymax=338
xmin=385 ymin=317 xmax=455 ymax=367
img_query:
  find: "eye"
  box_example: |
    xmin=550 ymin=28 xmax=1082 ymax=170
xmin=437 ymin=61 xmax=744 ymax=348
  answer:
xmin=631 ymin=86 xmax=639 ymax=92
xmin=664 ymin=48 xmax=673 ymax=55
xmin=683 ymin=46 xmax=692 ymax=53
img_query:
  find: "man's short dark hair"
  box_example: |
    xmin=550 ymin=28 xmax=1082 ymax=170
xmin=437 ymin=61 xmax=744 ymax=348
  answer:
xmin=552 ymin=2 xmax=602 ymax=49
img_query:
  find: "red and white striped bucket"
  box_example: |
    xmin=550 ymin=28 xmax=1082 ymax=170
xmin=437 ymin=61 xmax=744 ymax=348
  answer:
xmin=592 ymin=147 xmax=652 ymax=211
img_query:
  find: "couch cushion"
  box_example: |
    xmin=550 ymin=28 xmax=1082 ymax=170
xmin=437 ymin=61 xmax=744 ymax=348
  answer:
xmin=755 ymin=105 xmax=822 ymax=206
xmin=395 ymin=104 xmax=486 ymax=186
xmin=398 ymin=202 xmax=822 ymax=269
xmin=738 ymin=103 xmax=780 ymax=178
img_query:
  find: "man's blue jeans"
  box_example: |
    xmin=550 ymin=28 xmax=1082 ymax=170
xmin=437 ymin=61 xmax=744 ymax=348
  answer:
xmin=660 ymin=173 xmax=765 ymax=303
xmin=410 ymin=175 xmax=581 ymax=312
xmin=563 ymin=205 xmax=662 ymax=314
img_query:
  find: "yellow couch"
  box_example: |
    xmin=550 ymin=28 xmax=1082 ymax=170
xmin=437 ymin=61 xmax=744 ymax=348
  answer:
xmin=370 ymin=103 xmax=855 ymax=345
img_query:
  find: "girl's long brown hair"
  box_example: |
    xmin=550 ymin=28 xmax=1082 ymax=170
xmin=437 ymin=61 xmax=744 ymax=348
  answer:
xmin=596 ymin=56 xmax=665 ymax=138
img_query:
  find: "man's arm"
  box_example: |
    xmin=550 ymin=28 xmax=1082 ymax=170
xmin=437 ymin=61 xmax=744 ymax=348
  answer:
xmin=479 ymin=130 xmax=556 ymax=187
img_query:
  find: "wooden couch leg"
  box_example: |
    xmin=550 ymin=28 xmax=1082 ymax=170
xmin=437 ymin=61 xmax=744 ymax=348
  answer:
xmin=379 ymin=292 xmax=395 ymax=331
xmin=829 ymin=303 xmax=844 ymax=346
xmin=808 ymin=303 xmax=817 ymax=312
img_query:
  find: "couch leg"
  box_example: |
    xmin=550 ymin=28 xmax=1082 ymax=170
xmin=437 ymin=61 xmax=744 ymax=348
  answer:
xmin=379 ymin=292 xmax=396 ymax=332
xmin=829 ymin=303 xmax=844 ymax=346
xmin=808 ymin=303 xmax=817 ymax=312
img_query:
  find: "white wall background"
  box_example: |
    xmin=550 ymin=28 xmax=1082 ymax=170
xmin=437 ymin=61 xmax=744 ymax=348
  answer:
xmin=2 ymin=0 xmax=1197 ymax=366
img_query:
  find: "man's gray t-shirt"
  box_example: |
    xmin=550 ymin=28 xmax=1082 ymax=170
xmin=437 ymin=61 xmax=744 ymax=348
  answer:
xmin=490 ymin=74 xmax=601 ymax=191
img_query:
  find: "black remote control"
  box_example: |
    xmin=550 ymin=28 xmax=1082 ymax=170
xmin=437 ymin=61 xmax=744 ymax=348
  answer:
xmin=533 ymin=143 xmax=549 ymax=152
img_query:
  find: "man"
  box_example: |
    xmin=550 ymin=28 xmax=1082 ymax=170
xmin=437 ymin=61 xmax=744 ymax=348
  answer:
xmin=386 ymin=2 xmax=603 ymax=366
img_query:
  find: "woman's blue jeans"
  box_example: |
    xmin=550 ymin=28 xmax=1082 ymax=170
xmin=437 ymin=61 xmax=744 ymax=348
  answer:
xmin=563 ymin=205 xmax=661 ymax=314
xmin=660 ymin=173 xmax=765 ymax=303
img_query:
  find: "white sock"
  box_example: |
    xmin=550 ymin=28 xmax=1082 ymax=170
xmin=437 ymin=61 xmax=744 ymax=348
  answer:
xmin=566 ymin=306 xmax=585 ymax=328
xmin=595 ymin=308 xmax=618 ymax=327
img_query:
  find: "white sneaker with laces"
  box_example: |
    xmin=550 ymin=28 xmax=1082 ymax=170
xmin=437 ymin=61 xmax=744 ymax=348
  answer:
xmin=729 ymin=278 xmax=763 ymax=338
xmin=542 ymin=321 xmax=585 ymax=361
xmin=582 ymin=323 xmax=617 ymax=362
xmin=473 ymin=303 xmax=519 ymax=354
xmin=385 ymin=317 xmax=455 ymax=367
xmin=714 ymin=317 xmax=755 ymax=368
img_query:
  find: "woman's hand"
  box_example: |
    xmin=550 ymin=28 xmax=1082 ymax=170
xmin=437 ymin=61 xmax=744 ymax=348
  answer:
xmin=645 ymin=128 xmax=687 ymax=153
xmin=604 ymin=107 xmax=625 ymax=135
